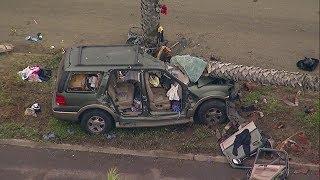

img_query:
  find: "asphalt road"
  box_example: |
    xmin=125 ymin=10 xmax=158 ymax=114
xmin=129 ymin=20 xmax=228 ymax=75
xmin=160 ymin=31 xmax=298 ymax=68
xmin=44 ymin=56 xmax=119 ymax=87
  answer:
xmin=0 ymin=144 xmax=318 ymax=180
xmin=0 ymin=0 xmax=319 ymax=72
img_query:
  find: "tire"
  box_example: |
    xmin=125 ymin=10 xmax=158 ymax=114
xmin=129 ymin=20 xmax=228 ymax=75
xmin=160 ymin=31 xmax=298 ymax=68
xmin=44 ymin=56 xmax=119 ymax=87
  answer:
xmin=80 ymin=110 xmax=113 ymax=134
xmin=194 ymin=100 xmax=228 ymax=124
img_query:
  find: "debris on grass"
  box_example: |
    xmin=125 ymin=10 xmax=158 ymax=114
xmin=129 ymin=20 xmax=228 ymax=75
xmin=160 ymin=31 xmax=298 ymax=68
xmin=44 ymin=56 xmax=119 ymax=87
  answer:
xmin=25 ymin=32 xmax=43 ymax=43
xmin=48 ymin=118 xmax=86 ymax=140
xmin=282 ymin=90 xmax=301 ymax=107
xmin=241 ymin=104 xmax=257 ymax=112
xmin=17 ymin=66 xmax=52 ymax=82
xmin=67 ymin=128 xmax=75 ymax=135
xmin=24 ymin=103 xmax=41 ymax=117
xmin=42 ymin=132 xmax=56 ymax=141
xmin=277 ymin=131 xmax=310 ymax=154
xmin=304 ymin=106 xmax=315 ymax=114
xmin=105 ymin=132 xmax=116 ymax=140
xmin=246 ymin=111 xmax=264 ymax=122
xmin=273 ymin=121 xmax=285 ymax=129
xmin=261 ymin=96 xmax=267 ymax=104
xmin=0 ymin=43 xmax=14 ymax=54
xmin=24 ymin=108 xmax=37 ymax=117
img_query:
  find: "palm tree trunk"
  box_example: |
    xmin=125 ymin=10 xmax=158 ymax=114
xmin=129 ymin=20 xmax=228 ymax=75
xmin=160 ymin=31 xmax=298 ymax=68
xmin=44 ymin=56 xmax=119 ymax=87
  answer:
xmin=207 ymin=61 xmax=320 ymax=91
xmin=140 ymin=0 xmax=160 ymax=47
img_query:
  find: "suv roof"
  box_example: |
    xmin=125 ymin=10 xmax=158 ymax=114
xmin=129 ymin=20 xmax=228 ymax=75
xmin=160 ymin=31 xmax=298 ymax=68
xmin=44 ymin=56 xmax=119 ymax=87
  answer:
xmin=64 ymin=45 xmax=166 ymax=72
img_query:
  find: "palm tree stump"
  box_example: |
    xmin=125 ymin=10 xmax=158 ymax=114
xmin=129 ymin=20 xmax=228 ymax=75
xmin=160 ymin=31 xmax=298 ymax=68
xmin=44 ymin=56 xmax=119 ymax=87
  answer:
xmin=140 ymin=0 xmax=160 ymax=47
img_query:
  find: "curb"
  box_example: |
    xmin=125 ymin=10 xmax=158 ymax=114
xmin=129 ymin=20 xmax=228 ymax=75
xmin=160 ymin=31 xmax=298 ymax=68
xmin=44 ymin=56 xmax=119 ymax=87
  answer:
xmin=0 ymin=139 xmax=318 ymax=171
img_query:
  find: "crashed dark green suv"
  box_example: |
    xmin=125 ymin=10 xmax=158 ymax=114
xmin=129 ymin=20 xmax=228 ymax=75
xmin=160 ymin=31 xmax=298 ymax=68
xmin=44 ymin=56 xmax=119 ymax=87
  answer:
xmin=53 ymin=45 xmax=234 ymax=134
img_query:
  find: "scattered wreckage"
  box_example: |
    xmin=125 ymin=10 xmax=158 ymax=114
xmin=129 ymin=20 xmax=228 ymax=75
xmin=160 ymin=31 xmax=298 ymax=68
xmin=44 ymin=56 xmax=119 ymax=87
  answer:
xmin=218 ymin=120 xmax=290 ymax=180
xmin=248 ymin=148 xmax=289 ymax=180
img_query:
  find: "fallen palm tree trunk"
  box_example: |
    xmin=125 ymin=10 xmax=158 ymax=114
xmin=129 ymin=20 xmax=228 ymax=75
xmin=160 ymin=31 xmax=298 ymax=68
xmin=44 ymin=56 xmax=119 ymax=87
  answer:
xmin=207 ymin=61 xmax=320 ymax=91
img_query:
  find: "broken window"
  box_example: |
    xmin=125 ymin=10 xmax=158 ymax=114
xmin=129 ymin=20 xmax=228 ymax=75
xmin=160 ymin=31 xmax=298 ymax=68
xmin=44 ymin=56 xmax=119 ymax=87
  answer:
xmin=107 ymin=70 xmax=142 ymax=116
xmin=145 ymin=70 xmax=183 ymax=113
xmin=67 ymin=72 xmax=101 ymax=92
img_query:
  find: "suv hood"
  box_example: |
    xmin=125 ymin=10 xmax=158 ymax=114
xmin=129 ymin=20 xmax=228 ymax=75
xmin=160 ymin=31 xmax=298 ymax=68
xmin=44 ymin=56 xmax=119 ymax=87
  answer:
xmin=188 ymin=76 xmax=234 ymax=99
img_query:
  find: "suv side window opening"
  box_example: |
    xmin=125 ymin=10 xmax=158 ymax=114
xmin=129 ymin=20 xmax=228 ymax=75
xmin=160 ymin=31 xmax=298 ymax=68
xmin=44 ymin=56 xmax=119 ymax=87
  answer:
xmin=106 ymin=70 xmax=143 ymax=116
xmin=66 ymin=72 xmax=102 ymax=93
xmin=145 ymin=70 xmax=183 ymax=113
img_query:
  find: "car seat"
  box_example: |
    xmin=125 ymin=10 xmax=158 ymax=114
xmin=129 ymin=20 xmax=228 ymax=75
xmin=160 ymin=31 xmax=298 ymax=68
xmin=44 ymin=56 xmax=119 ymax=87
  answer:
xmin=107 ymin=74 xmax=135 ymax=110
xmin=145 ymin=72 xmax=177 ymax=111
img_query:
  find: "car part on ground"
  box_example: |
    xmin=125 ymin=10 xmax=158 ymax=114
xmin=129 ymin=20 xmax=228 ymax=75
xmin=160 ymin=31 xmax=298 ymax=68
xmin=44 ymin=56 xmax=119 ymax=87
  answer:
xmin=248 ymin=148 xmax=289 ymax=180
xmin=219 ymin=121 xmax=268 ymax=169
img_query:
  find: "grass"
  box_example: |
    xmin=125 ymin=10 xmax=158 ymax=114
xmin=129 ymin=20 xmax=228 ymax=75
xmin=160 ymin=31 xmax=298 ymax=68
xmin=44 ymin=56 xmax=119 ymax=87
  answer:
xmin=107 ymin=168 xmax=120 ymax=180
xmin=242 ymin=85 xmax=285 ymax=114
xmin=299 ymin=100 xmax=320 ymax=127
xmin=0 ymin=122 xmax=39 ymax=140
xmin=46 ymin=51 xmax=63 ymax=69
xmin=242 ymin=85 xmax=272 ymax=105
xmin=295 ymin=100 xmax=320 ymax=151
xmin=0 ymin=85 xmax=13 ymax=106
xmin=193 ymin=125 xmax=214 ymax=140
xmin=179 ymin=138 xmax=217 ymax=153
xmin=262 ymin=96 xmax=284 ymax=115
xmin=47 ymin=118 xmax=86 ymax=141
xmin=242 ymin=91 xmax=262 ymax=105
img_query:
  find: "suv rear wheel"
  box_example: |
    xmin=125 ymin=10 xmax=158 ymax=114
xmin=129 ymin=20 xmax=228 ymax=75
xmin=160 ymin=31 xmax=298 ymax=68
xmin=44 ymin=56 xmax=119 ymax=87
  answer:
xmin=80 ymin=110 xmax=113 ymax=134
xmin=194 ymin=100 xmax=228 ymax=124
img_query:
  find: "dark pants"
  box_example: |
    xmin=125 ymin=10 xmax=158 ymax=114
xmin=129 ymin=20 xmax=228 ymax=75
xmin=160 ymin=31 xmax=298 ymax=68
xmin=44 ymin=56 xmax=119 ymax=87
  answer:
xmin=232 ymin=129 xmax=251 ymax=156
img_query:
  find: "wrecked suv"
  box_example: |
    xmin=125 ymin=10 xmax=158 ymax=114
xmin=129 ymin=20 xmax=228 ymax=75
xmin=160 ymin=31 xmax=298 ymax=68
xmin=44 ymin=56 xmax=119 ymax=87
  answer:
xmin=52 ymin=45 xmax=235 ymax=134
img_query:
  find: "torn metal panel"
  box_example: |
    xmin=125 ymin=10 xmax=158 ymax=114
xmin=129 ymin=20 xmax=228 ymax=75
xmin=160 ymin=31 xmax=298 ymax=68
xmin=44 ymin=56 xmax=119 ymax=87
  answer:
xmin=171 ymin=55 xmax=208 ymax=83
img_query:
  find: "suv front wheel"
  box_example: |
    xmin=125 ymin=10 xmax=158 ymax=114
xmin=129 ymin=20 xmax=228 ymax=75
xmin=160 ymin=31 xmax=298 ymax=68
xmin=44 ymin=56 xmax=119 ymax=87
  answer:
xmin=80 ymin=110 xmax=113 ymax=134
xmin=194 ymin=100 xmax=228 ymax=124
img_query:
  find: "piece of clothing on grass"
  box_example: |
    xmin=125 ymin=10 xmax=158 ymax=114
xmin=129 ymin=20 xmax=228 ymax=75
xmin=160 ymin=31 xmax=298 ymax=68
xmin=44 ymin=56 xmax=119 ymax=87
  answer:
xmin=232 ymin=129 xmax=251 ymax=157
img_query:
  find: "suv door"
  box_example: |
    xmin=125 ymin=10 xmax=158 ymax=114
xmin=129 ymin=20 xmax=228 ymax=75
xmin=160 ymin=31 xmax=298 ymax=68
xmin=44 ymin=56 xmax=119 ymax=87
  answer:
xmin=143 ymin=69 xmax=191 ymax=122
